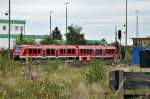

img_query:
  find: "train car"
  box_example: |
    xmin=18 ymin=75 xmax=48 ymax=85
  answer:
xmin=13 ymin=45 xmax=79 ymax=60
xmin=77 ymin=45 xmax=116 ymax=62
xmin=13 ymin=45 xmax=117 ymax=63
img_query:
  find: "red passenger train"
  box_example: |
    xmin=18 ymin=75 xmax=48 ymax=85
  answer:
xmin=13 ymin=45 xmax=117 ymax=63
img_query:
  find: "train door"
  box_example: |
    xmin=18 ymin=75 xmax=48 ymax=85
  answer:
xmin=42 ymin=49 xmax=45 ymax=57
xmin=56 ymin=49 xmax=58 ymax=59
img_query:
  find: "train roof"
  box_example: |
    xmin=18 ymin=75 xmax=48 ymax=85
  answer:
xmin=16 ymin=45 xmax=116 ymax=49
xmin=77 ymin=45 xmax=116 ymax=49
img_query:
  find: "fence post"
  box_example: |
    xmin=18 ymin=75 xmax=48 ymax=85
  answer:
xmin=118 ymin=71 xmax=124 ymax=99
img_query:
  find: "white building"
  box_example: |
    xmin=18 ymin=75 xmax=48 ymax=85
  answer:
xmin=0 ymin=19 xmax=26 ymax=49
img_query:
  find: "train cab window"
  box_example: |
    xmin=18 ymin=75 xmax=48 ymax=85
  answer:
xmin=29 ymin=49 xmax=32 ymax=54
xmin=51 ymin=49 xmax=55 ymax=55
xmin=46 ymin=49 xmax=50 ymax=54
xmin=38 ymin=49 xmax=41 ymax=54
xmin=72 ymin=49 xmax=75 ymax=54
xmin=23 ymin=50 xmax=26 ymax=55
xmin=33 ymin=49 xmax=37 ymax=54
xmin=68 ymin=49 xmax=71 ymax=54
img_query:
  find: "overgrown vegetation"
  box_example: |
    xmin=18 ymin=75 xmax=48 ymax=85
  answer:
xmin=83 ymin=60 xmax=106 ymax=85
xmin=0 ymin=57 xmax=116 ymax=99
xmin=0 ymin=56 xmax=139 ymax=99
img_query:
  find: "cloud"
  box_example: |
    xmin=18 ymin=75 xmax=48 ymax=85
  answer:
xmin=0 ymin=0 xmax=150 ymax=44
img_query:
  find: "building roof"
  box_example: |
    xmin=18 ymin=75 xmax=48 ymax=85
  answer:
xmin=0 ymin=34 xmax=47 ymax=39
xmin=0 ymin=19 xmax=26 ymax=24
xmin=86 ymin=39 xmax=108 ymax=45
xmin=132 ymin=37 xmax=150 ymax=40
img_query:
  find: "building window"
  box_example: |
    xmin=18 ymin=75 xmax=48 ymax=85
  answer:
xmin=15 ymin=26 xmax=19 ymax=31
xmin=20 ymin=26 xmax=23 ymax=31
xmin=2 ymin=26 xmax=6 ymax=31
xmin=10 ymin=25 xmax=12 ymax=31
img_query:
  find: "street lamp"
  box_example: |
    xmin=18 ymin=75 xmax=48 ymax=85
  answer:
xmin=136 ymin=10 xmax=139 ymax=38
xmin=65 ymin=2 xmax=69 ymax=35
xmin=65 ymin=2 xmax=69 ymax=61
xmin=7 ymin=0 xmax=11 ymax=59
xmin=125 ymin=0 xmax=128 ymax=64
xmin=50 ymin=10 xmax=53 ymax=37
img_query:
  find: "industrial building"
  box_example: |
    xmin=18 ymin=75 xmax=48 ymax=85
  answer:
xmin=0 ymin=19 xmax=26 ymax=48
xmin=132 ymin=37 xmax=150 ymax=65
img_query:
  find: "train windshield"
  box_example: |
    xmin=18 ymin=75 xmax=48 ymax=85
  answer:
xmin=15 ymin=47 xmax=21 ymax=54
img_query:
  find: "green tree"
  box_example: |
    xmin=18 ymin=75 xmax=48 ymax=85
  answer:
xmin=16 ymin=38 xmax=37 ymax=45
xmin=52 ymin=27 xmax=63 ymax=40
xmin=66 ymin=25 xmax=86 ymax=45
xmin=19 ymin=32 xmax=23 ymax=41
xmin=40 ymin=36 xmax=54 ymax=45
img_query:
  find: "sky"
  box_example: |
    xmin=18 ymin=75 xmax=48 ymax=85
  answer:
xmin=0 ymin=0 xmax=150 ymax=44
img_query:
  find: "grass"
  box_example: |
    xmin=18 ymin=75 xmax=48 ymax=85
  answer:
xmin=0 ymin=56 xmax=146 ymax=99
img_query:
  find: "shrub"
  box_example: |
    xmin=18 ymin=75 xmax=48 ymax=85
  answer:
xmin=83 ymin=60 xmax=106 ymax=84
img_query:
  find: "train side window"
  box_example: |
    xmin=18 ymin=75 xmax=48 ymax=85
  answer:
xmin=100 ymin=50 xmax=102 ymax=54
xmin=68 ymin=49 xmax=71 ymax=54
xmin=90 ymin=49 xmax=92 ymax=54
xmin=64 ymin=49 xmax=66 ymax=54
xmin=96 ymin=49 xmax=99 ymax=54
xmin=102 ymin=49 xmax=106 ymax=54
xmin=80 ymin=49 xmax=83 ymax=54
xmin=33 ymin=49 xmax=37 ymax=54
xmin=60 ymin=49 xmax=63 ymax=54
xmin=84 ymin=49 xmax=87 ymax=54
xmin=106 ymin=50 xmax=109 ymax=54
xmin=72 ymin=49 xmax=75 ymax=54
xmin=51 ymin=49 xmax=55 ymax=55
xmin=29 ymin=49 xmax=32 ymax=54
xmin=46 ymin=49 xmax=50 ymax=54
xmin=87 ymin=49 xmax=90 ymax=54
xmin=110 ymin=50 xmax=112 ymax=54
xmin=38 ymin=49 xmax=41 ymax=54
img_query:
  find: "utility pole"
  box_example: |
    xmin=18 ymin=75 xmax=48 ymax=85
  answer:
xmin=65 ymin=2 xmax=69 ymax=36
xmin=125 ymin=0 xmax=128 ymax=65
xmin=115 ymin=25 xmax=117 ymax=43
xmin=50 ymin=10 xmax=53 ymax=37
xmin=136 ymin=10 xmax=139 ymax=38
xmin=8 ymin=0 xmax=11 ymax=59
xmin=65 ymin=2 xmax=69 ymax=61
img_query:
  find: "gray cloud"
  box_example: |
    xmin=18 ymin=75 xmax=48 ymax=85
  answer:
xmin=0 ymin=0 xmax=150 ymax=44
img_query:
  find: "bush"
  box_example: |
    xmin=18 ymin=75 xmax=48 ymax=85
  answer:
xmin=83 ymin=61 xmax=106 ymax=84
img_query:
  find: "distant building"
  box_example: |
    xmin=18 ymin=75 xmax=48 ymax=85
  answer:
xmin=0 ymin=19 xmax=47 ymax=49
xmin=132 ymin=37 xmax=150 ymax=47
xmin=132 ymin=37 xmax=150 ymax=65
xmin=0 ymin=19 xmax=26 ymax=35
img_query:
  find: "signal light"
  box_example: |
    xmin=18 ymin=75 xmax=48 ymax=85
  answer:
xmin=118 ymin=30 xmax=122 ymax=40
